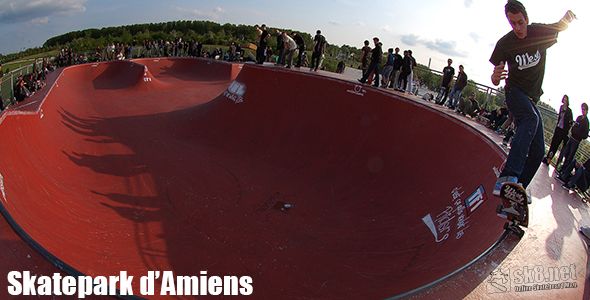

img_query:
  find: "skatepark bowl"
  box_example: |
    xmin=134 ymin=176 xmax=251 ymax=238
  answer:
xmin=0 ymin=58 xmax=507 ymax=299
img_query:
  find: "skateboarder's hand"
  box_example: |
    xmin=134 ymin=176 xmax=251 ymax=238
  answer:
xmin=561 ymin=10 xmax=577 ymax=24
xmin=491 ymin=61 xmax=507 ymax=86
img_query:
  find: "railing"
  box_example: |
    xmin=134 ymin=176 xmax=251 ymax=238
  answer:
xmin=415 ymin=64 xmax=590 ymax=164
xmin=0 ymin=58 xmax=49 ymax=107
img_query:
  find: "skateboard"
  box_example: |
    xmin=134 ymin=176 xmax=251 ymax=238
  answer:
xmin=496 ymin=182 xmax=529 ymax=238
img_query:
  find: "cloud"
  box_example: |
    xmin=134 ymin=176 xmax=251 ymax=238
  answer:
xmin=30 ymin=16 xmax=49 ymax=25
xmin=464 ymin=0 xmax=473 ymax=8
xmin=401 ymin=34 xmax=467 ymax=57
xmin=328 ymin=20 xmax=341 ymax=26
xmin=381 ymin=25 xmax=392 ymax=33
xmin=175 ymin=6 xmax=225 ymax=20
xmin=400 ymin=34 xmax=419 ymax=46
xmin=0 ymin=0 xmax=86 ymax=24
xmin=354 ymin=21 xmax=366 ymax=27
xmin=469 ymin=32 xmax=480 ymax=42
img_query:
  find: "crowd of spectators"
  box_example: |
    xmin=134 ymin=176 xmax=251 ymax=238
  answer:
xmin=0 ymin=58 xmax=55 ymax=112
xmin=90 ymin=39 xmax=246 ymax=62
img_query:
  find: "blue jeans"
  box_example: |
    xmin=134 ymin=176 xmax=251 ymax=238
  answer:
xmin=499 ymin=86 xmax=544 ymax=188
xmin=448 ymin=87 xmax=463 ymax=108
xmin=557 ymin=137 xmax=580 ymax=172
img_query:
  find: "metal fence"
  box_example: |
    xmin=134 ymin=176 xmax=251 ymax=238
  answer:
xmin=0 ymin=59 xmax=49 ymax=107
xmin=416 ymin=64 xmax=590 ymax=164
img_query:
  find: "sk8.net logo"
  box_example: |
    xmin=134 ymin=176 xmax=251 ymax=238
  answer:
xmin=487 ymin=268 xmax=511 ymax=293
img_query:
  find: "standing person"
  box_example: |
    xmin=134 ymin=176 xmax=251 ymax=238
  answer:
xmin=282 ymin=32 xmax=298 ymax=68
xmin=448 ymin=65 xmax=468 ymax=109
xmin=381 ymin=48 xmax=395 ymax=88
xmin=436 ymin=59 xmax=455 ymax=105
xmin=543 ymin=95 xmax=573 ymax=165
xmin=388 ymin=47 xmax=403 ymax=89
xmin=490 ymin=0 xmax=576 ymax=194
xmin=557 ymin=103 xmax=589 ymax=174
xmin=397 ymin=50 xmax=411 ymax=92
xmin=360 ymin=40 xmax=372 ymax=77
xmin=407 ymin=50 xmax=417 ymax=94
xmin=275 ymin=30 xmax=285 ymax=66
xmin=357 ymin=38 xmax=383 ymax=87
xmin=293 ymin=33 xmax=306 ymax=68
xmin=256 ymin=24 xmax=270 ymax=64
xmin=310 ymin=30 xmax=326 ymax=72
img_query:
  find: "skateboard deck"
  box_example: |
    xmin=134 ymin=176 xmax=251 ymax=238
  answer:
xmin=496 ymin=182 xmax=529 ymax=238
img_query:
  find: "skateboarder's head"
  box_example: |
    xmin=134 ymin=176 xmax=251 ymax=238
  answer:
xmin=459 ymin=65 xmax=464 ymax=72
xmin=562 ymin=95 xmax=569 ymax=106
xmin=372 ymin=37 xmax=379 ymax=45
xmin=582 ymin=103 xmax=588 ymax=116
xmin=505 ymin=0 xmax=529 ymax=39
xmin=395 ymin=47 xmax=400 ymax=53
xmin=447 ymin=58 xmax=453 ymax=66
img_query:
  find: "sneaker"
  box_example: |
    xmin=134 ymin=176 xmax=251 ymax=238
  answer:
xmin=555 ymin=176 xmax=566 ymax=184
xmin=493 ymin=176 xmax=519 ymax=196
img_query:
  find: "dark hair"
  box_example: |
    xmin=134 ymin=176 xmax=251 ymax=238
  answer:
xmin=563 ymin=94 xmax=569 ymax=101
xmin=583 ymin=103 xmax=588 ymax=110
xmin=373 ymin=37 xmax=379 ymax=42
xmin=316 ymin=30 xmax=321 ymax=34
xmin=364 ymin=40 xmax=369 ymax=45
xmin=459 ymin=65 xmax=464 ymax=68
xmin=505 ymin=0 xmax=528 ymax=20
xmin=408 ymin=50 xmax=412 ymax=55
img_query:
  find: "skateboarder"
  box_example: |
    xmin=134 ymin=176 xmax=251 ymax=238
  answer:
xmin=490 ymin=0 xmax=576 ymax=200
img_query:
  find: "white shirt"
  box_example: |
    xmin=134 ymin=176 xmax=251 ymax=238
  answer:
xmin=284 ymin=35 xmax=297 ymax=51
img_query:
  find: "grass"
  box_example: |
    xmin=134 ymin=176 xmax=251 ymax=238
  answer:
xmin=2 ymin=50 xmax=59 ymax=73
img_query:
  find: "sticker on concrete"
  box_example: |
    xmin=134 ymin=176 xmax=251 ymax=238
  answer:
xmin=143 ymin=66 xmax=152 ymax=82
xmin=346 ymin=84 xmax=367 ymax=97
xmin=423 ymin=186 xmax=472 ymax=243
xmin=224 ymin=81 xmax=246 ymax=104
xmin=0 ymin=172 xmax=7 ymax=202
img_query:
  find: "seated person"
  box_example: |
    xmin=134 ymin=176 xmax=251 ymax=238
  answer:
xmin=458 ymin=93 xmax=480 ymax=117
xmin=558 ymin=158 xmax=590 ymax=192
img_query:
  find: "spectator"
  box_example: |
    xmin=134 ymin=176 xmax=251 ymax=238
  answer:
xmin=407 ymin=50 xmax=417 ymax=94
xmin=436 ymin=58 xmax=455 ymax=105
xmin=388 ymin=47 xmax=403 ymax=89
xmin=543 ymin=94 xmax=573 ymax=165
xmin=360 ymin=40 xmax=371 ymax=77
xmin=558 ymin=158 xmax=590 ymax=192
xmin=448 ymin=65 xmax=468 ymax=109
xmin=310 ymin=30 xmax=326 ymax=72
xmin=358 ymin=37 xmax=382 ymax=87
xmin=293 ymin=33 xmax=305 ymax=68
xmin=557 ymin=103 xmax=589 ymax=174
xmin=282 ymin=32 xmax=298 ymax=68
xmin=381 ymin=48 xmax=395 ymax=87
xmin=457 ymin=93 xmax=481 ymax=118
xmin=397 ymin=50 xmax=412 ymax=92
xmin=336 ymin=61 xmax=345 ymax=74
xmin=256 ymin=24 xmax=270 ymax=64
xmin=275 ymin=30 xmax=285 ymax=66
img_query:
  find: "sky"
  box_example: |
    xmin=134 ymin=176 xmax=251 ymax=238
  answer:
xmin=1 ymin=0 xmax=589 ymax=114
